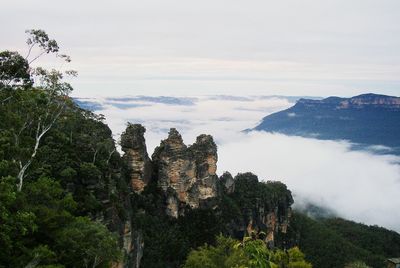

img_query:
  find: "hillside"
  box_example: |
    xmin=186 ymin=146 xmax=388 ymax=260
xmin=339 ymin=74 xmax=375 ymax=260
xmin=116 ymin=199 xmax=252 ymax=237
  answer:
xmin=292 ymin=213 xmax=400 ymax=268
xmin=254 ymin=93 xmax=400 ymax=154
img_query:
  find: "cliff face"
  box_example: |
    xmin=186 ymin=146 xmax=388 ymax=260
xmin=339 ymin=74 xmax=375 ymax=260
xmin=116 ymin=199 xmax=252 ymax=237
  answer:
xmin=222 ymin=172 xmax=293 ymax=248
xmin=254 ymin=93 xmax=400 ymax=153
xmin=245 ymin=202 xmax=292 ymax=247
xmin=297 ymin=93 xmax=400 ymax=109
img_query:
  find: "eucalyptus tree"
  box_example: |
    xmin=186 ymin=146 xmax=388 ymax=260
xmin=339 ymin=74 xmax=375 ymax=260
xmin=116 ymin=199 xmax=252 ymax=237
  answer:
xmin=0 ymin=29 xmax=76 ymax=191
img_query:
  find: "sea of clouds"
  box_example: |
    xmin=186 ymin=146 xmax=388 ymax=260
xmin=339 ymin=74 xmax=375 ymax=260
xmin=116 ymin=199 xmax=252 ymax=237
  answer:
xmin=77 ymin=95 xmax=400 ymax=232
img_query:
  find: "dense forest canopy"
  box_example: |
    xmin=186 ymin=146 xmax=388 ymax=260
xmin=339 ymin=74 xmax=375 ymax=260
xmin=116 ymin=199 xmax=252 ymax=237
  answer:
xmin=0 ymin=29 xmax=122 ymax=267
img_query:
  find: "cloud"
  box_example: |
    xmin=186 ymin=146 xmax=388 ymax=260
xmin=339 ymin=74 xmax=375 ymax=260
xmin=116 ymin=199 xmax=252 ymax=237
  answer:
xmin=106 ymin=96 xmax=197 ymax=106
xmin=218 ymin=131 xmax=400 ymax=232
xmin=95 ymin=95 xmax=294 ymax=150
xmin=86 ymin=95 xmax=400 ymax=232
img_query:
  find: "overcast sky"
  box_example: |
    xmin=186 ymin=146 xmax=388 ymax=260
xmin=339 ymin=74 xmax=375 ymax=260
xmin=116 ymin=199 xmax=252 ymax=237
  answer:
xmin=2 ymin=0 xmax=400 ymax=97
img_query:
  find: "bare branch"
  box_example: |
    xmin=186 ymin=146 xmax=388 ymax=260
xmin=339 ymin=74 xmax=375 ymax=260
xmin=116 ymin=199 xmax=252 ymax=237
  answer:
xmin=25 ymin=43 xmax=36 ymax=61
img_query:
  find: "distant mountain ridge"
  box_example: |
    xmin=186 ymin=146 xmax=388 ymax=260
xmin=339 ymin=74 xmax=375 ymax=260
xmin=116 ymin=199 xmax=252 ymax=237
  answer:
xmin=297 ymin=93 xmax=400 ymax=109
xmin=254 ymin=93 xmax=400 ymax=154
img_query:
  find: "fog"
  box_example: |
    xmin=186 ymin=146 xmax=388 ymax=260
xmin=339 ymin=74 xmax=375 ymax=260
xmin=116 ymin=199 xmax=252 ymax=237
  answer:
xmin=85 ymin=95 xmax=400 ymax=232
xmin=218 ymin=131 xmax=400 ymax=232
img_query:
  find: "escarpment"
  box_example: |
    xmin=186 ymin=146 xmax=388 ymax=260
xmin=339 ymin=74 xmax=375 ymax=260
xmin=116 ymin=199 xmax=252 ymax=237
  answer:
xmin=121 ymin=124 xmax=293 ymax=250
xmin=64 ymin=123 xmax=296 ymax=268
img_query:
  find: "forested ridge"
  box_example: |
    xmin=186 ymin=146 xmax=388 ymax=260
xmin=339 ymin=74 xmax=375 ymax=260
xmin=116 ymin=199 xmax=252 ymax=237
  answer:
xmin=1 ymin=30 xmax=399 ymax=268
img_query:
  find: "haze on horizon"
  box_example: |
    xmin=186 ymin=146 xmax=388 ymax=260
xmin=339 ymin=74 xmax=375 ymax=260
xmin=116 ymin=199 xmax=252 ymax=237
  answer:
xmin=1 ymin=0 xmax=400 ymax=97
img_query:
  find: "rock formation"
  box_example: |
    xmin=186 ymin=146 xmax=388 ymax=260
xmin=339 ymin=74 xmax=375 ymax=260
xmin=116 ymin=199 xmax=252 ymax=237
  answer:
xmin=219 ymin=171 xmax=235 ymax=193
xmin=220 ymin=172 xmax=293 ymax=249
xmin=121 ymin=123 xmax=153 ymax=193
xmin=119 ymin=123 xmax=293 ymax=266
xmin=152 ymin=128 xmax=218 ymax=217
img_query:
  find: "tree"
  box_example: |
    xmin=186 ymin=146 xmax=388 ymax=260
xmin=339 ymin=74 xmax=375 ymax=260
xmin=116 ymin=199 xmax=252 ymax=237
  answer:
xmin=55 ymin=217 xmax=121 ymax=268
xmin=15 ymin=72 xmax=74 ymax=191
xmin=0 ymin=29 xmax=76 ymax=191
xmin=0 ymin=51 xmax=31 ymax=89
xmin=184 ymin=235 xmax=312 ymax=268
xmin=270 ymin=247 xmax=312 ymax=268
xmin=0 ymin=177 xmax=36 ymax=265
xmin=184 ymin=236 xmax=249 ymax=268
xmin=0 ymin=176 xmax=120 ymax=267
xmin=25 ymin=29 xmax=61 ymax=65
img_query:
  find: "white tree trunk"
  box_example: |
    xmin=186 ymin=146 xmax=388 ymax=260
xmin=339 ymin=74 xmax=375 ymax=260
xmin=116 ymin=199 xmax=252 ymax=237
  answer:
xmin=16 ymin=105 xmax=64 ymax=191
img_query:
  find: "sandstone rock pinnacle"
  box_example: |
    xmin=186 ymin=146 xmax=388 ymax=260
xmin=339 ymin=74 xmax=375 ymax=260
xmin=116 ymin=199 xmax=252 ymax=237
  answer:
xmin=121 ymin=123 xmax=153 ymax=193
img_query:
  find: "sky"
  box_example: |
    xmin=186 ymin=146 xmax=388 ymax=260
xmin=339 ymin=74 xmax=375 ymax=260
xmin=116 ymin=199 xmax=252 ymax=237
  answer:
xmin=81 ymin=96 xmax=400 ymax=232
xmin=1 ymin=0 xmax=400 ymax=97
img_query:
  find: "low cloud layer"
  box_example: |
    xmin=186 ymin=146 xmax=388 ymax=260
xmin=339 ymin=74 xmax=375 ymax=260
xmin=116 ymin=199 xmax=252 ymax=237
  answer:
xmin=83 ymin=95 xmax=293 ymax=151
xmin=83 ymin=95 xmax=400 ymax=232
xmin=218 ymin=132 xmax=400 ymax=232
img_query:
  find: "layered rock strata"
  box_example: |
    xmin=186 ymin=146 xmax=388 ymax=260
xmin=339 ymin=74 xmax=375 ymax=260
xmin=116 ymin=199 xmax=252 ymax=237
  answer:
xmin=152 ymin=128 xmax=218 ymax=217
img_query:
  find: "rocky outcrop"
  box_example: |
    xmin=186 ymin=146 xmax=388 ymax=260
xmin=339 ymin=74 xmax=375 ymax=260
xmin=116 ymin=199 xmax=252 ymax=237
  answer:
xmin=296 ymin=93 xmax=400 ymax=109
xmin=120 ymin=123 xmax=293 ymax=261
xmin=221 ymin=172 xmax=293 ymax=249
xmin=339 ymin=93 xmax=400 ymax=109
xmin=152 ymin=128 xmax=218 ymax=217
xmin=121 ymin=124 xmax=153 ymax=193
xmin=120 ymin=125 xmax=219 ymax=218
xmin=238 ymin=204 xmax=292 ymax=248
xmin=219 ymin=171 xmax=235 ymax=193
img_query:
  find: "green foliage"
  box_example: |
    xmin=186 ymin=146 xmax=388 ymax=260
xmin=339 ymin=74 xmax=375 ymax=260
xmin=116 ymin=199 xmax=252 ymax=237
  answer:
xmin=0 ymin=176 xmax=120 ymax=267
xmin=184 ymin=236 xmax=249 ymax=268
xmin=0 ymin=30 xmax=125 ymax=267
xmin=55 ymin=217 xmax=121 ymax=267
xmin=0 ymin=50 xmax=31 ymax=88
xmin=290 ymin=212 xmax=397 ymax=268
xmin=242 ymin=239 xmax=272 ymax=268
xmin=184 ymin=236 xmax=312 ymax=268
xmin=25 ymin=29 xmax=60 ymax=55
xmin=134 ymin=213 xmax=189 ymax=268
xmin=0 ymin=177 xmax=36 ymax=266
xmin=323 ymin=217 xmax=400 ymax=258
xmin=178 ymin=208 xmax=223 ymax=249
xmin=231 ymin=172 xmax=293 ymax=225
